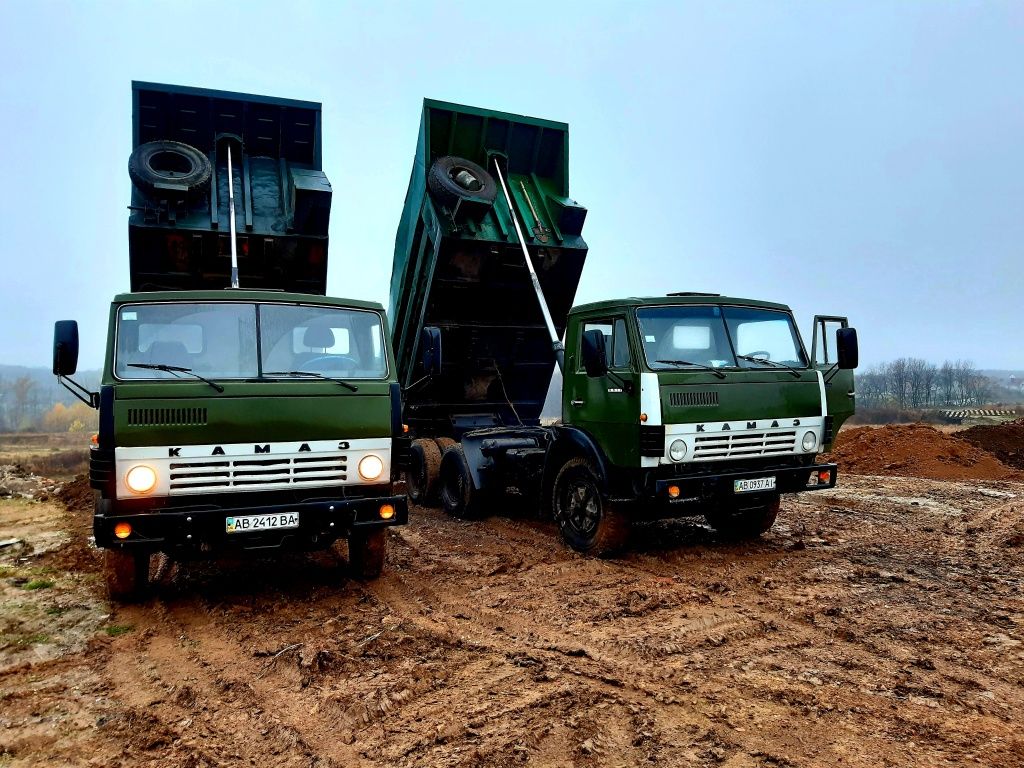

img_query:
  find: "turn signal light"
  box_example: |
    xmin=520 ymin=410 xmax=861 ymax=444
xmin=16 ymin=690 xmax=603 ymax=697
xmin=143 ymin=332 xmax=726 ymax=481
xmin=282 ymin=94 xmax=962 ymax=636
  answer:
xmin=379 ymin=504 xmax=396 ymax=520
xmin=667 ymin=485 xmax=681 ymax=499
xmin=113 ymin=522 xmax=132 ymax=539
xmin=818 ymin=470 xmax=831 ymax=484
xmin=640 ymin=412 xmax=648 ymax=423
xmin=402 ymin=424 xmax=410 ymax=434
xmin=90 ymin=433 xmax=99 ymax=447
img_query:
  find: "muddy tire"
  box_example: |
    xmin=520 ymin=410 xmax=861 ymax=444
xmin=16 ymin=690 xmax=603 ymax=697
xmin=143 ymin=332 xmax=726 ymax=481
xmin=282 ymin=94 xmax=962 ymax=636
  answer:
xmin=427 ymin=156 xmax=497 ymax=209
xmin=348 ymin=529 xmax=387 ymax=580
xmin=103 ymin=549 xmax=150 ymax=602
xmin=705 ymin=493 xmax=781 ymax=540
xmin=439 ymin=444 xmax=487 ymax=519
xmin=434 ymin=437 xmax=458 ymax=453
xmin=407 ymin=438 xmax=442 ymax=504
xmin=551 ymin=458 xmax=629 ymax=556
xmin=128 ymin=140 xmax=212 ymax=199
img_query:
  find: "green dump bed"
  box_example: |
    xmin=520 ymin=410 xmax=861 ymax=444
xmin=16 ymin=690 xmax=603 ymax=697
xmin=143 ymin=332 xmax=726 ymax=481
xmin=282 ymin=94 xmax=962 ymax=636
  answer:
xmin=389 ymin=99 xmax=588 ymax=434
xmin=128 ymin=82 xmax=331 ymax=293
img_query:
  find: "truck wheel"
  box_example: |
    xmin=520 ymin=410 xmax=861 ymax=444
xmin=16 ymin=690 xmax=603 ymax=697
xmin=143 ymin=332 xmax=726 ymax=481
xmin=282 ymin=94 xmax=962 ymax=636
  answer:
xmin=348 ymin=529 xmax=387 ymax=580
xmin=407 ymin=438 xmax=442 ymax=504
xmin=128 ymin=140 xmax=212 ymax=199
xmin=427 ymin=156 xmax=497 ymax=208
xmin=552 ymin=458 xmax=629 ymax=556
xmin=705 ymin=494 xmax=781 ymax=540
xmin=439 ymin=444 xmax=486 ymax=519
xmin=434 ymin=437 xmax=458 ymax=453
xmin=103 ymin=549 xmax=150 ymax=602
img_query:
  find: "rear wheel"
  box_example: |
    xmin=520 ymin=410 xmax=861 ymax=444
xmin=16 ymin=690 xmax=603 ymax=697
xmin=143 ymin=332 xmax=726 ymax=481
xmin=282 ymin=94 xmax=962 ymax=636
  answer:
xmin=348 ymin=529 xmax=387 ymax=580
xmin=407 ymin=438 xmax=442 ymax=504
xmin=705 ymin=493 xmax=781 ymax=540
xmin=103 ymin=549 xmax=151 ymax=602
xmin=551 ymin=458 xmax=629 ymax=556
xmin=439 ymin=444 xmax=487 ymax=519
xmin=434 ymin=437 xmax=458 ymax=453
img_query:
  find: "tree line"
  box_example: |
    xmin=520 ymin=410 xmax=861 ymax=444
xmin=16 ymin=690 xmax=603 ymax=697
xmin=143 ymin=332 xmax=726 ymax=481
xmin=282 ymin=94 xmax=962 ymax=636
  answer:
xmin=856 ymin=359 xmax=1008 ymax=409
xmin=0 ymin=371 xmax=99 ymax=433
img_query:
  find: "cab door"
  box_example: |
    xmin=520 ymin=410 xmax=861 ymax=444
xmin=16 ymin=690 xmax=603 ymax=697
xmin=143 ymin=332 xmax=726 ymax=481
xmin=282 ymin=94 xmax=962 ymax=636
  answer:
xmin=566 ymin=316 xmax=639 ymax=468
xmin=810 ymin=316 xmax=856 ymax=436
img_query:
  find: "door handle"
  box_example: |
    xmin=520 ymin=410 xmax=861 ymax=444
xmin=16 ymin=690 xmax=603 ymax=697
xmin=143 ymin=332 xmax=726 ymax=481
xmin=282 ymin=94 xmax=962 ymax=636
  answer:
xmin=571 ymin=400 xmax=585 ymax=407
xmin=847 ymin=391 xmax=856 ymax=398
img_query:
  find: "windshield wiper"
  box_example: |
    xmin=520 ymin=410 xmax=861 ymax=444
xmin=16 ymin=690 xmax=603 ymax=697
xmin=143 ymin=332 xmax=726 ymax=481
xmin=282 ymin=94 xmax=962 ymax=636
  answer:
xmin=263 ymin=370 xmax=358 ymax=392
xmin=735 ymin=355 xmax=802 ymax=378
xmin=655 ymin=359 xmax=726 ymax=379
xmin=127 ymin=363 xmax=225 ymax=392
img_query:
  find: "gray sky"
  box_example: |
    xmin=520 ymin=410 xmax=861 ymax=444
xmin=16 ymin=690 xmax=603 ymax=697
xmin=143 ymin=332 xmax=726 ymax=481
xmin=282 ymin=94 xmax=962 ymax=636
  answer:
xmin=1 ymin=1 xmax=1021 ymax=370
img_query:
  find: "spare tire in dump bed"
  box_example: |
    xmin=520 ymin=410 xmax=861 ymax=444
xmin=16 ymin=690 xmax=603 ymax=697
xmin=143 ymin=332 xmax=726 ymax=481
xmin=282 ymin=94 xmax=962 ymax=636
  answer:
xmin=427 ymin=156 xmax=497 ymax=209
xmin=129 ymin=140 xmax=212 ymax=199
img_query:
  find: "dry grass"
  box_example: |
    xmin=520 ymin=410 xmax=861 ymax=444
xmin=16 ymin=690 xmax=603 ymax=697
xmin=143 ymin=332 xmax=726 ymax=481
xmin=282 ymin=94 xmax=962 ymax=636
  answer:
xmin=0 ymin=433 xmax=90 ymax=479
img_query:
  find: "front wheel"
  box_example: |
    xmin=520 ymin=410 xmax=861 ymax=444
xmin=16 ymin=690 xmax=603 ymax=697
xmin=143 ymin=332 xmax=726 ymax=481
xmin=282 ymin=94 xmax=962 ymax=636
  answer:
xmin=103 ymin=549 xmax=151 ymax=602
xmin=704 ymin=493 xmax=781 ymax=540
xmin=551 ymin=458 xmax=629 ymax=556
xmin=348 ymin=529 xmax=387 ymax=580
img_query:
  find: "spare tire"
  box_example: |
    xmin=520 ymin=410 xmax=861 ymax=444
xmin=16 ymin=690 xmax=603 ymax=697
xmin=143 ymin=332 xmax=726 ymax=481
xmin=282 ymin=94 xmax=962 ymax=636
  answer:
xmin=129 ymin=140 xmax=212 ymax=199
xmin=427 ymin=156 xmax=497 ymax=209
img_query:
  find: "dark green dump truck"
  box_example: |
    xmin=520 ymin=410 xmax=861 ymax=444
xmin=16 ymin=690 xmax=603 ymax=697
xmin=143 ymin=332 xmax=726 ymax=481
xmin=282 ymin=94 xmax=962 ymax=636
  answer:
xmin=390 ymin=99 xmax=858 ymax=553
xmin=53 ymin=83 xmax=407 ymax=598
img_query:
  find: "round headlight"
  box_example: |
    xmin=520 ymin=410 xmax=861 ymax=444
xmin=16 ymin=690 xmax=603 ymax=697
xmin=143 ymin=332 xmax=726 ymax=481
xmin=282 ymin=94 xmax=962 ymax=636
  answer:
xmin=801 ymin=431 xmax=818 ymax=452
xmin=125 ymin=464 xmax=158 ymax=494
xmin=358 ymin=454 xmax=384 ymax=481
xmin=668 ymin=439 xmax=687 ymax=462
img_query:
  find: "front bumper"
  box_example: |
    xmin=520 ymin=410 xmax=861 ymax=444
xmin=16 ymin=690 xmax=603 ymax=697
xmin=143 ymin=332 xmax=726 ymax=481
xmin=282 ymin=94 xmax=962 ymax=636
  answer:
xmin=95 ymin=494 xmax=408 ymax=553
xmin=639 ymin=462 xmax=837 ymax=515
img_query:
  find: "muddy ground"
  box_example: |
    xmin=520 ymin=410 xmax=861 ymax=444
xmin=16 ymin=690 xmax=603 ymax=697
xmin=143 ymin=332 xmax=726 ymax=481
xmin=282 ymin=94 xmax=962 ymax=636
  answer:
xmin=2 ymin=449 xmax=1023 ymax=766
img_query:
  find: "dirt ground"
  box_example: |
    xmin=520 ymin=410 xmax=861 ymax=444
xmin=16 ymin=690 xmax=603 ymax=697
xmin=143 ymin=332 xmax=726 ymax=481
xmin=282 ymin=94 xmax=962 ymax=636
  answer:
xmin=2 ymin=430 xmax=1023 ymax=767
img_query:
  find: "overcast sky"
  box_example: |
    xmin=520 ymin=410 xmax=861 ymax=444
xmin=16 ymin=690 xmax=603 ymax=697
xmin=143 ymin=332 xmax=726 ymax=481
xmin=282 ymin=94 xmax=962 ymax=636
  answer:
xmin=1 ymin=1 xmax=1021 ymax=371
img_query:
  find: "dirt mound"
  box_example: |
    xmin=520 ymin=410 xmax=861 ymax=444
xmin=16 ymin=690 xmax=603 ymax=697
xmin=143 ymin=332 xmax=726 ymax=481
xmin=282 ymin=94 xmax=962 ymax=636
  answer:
xmin=823 ymin=423 xmax=1015 ymax=480
xmin=0 ymin=463 xmax=63 ymax=501
xmin=56 ymin=474 xmax=93 ymax=512
xmin=956 ymin=419 xmax=1024 ymax=470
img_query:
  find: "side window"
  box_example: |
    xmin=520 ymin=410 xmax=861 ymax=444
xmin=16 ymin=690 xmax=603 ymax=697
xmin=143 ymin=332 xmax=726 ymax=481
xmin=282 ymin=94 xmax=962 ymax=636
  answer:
xmin=611 ymin=318 xmax=631 ymax=369
xmin=580 ymin=320 xmax=613 ymax=372
xmin=813 ymin=318 xmax=846 ymax=366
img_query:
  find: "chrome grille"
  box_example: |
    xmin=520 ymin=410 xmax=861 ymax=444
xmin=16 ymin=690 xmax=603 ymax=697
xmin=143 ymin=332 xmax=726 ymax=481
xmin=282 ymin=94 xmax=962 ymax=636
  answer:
xmin=692 ymin=430 xmax=797 ymax=460
xmin=168 ymin=453 xmax=347 ymax=493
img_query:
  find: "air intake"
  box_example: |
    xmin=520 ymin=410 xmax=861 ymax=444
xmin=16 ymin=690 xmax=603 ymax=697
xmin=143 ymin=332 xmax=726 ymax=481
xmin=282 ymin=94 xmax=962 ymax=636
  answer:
xmin=127 ymin=407 xmax=208 ymax=427
xmin=669 ymin=391 xmax=719 ymax=408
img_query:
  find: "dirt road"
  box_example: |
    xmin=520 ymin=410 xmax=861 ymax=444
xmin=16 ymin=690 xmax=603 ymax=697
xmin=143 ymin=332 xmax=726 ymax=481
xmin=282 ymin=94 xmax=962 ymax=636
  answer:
xmin=2 ymin=472 xmax=1023 ymax=767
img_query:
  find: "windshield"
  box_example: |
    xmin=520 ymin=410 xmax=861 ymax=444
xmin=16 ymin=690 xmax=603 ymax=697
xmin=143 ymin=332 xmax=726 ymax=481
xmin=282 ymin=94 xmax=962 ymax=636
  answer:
xmin=635 ymin=305 xmax=806 ymax=371
xmin=115 ymin=302 xmax=387 ymax=380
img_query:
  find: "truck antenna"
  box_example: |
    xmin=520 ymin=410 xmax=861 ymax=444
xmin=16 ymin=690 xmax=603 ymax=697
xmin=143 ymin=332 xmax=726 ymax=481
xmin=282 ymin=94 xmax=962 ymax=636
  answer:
xmin=227 ymin=144 xmax=240 ymax=289
xmin=492 ymin=157 xmax=565 ymax=372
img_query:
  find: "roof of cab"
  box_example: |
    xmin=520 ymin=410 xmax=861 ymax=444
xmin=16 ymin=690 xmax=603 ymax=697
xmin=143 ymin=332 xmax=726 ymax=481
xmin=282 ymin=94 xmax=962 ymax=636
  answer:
xmin=570 ymin=295 xmax=792 ymax=315
xmin=112 ymin=290 xmax=385 ymax=312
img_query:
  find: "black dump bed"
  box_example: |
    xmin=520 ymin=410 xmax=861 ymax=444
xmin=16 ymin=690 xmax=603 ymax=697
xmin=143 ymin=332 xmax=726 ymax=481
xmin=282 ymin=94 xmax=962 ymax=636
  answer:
xmin=389 ymin=100 xmax=588 ymax=435
xmin=128 ymin=81 xmax=331 ymax=293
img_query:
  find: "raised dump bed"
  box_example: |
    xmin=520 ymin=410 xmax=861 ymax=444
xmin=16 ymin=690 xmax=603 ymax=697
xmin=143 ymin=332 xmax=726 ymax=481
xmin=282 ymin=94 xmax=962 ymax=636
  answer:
xmin=128 ymin=81 xmax=331 ymax=293
xmin=389 ymin=99 xmax=588 ymax=435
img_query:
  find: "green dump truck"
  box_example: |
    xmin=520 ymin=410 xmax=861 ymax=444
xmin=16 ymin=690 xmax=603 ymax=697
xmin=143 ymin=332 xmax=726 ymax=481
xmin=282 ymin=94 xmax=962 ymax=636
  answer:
xmin=53 ymin=82 xmax=407 ymax=599
xmin=390 ymin=99 xmax=858 ymax=553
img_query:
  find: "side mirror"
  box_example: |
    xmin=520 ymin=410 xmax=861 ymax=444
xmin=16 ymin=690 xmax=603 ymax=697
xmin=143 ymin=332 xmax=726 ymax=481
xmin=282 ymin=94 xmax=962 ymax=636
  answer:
xmin=836 ymin=327 xmax=858 ymax=370
xmin=420 ymin=326 xmax=443 ymax=377
xmin=581 ymin=329 xmax=609 ymax=377
xmin=53 ymin=320 xmax=80 ymax=376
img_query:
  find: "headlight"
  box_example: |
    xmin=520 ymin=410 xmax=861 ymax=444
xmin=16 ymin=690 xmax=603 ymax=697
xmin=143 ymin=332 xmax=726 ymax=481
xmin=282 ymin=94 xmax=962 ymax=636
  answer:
xmin=668 ymin=439 xmax=687 ymax=462
xmin=801 ymin=431 xmax=818 ymax=452
xmin=125 ymin=464 xmax=158 ymax=494
xmin=358 ymin=454 xmax=384 ymax=481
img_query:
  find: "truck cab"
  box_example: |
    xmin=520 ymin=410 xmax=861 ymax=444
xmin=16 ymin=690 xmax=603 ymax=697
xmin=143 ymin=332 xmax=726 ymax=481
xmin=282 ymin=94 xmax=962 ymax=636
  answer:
xmin=52 ymin=83 xmax=408 ymax=598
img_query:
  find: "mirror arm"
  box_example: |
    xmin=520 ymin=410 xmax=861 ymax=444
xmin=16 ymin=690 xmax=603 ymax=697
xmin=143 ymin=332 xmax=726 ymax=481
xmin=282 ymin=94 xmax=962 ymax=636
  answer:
xmin=403 ymin=374 xmax=432 ymax=394
xmin=58 ymin=375 xmax=99 ymax=409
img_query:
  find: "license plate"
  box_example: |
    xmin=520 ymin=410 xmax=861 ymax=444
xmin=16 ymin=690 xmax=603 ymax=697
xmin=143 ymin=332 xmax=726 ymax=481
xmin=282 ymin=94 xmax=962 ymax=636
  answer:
xmin=733 ymin=476 xmax=777 ymax=494
xmin=225 ymin=512 xmax=299 ymax=534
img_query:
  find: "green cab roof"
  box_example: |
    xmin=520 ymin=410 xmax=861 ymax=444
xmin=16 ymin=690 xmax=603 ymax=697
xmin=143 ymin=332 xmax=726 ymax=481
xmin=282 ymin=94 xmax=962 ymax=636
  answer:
xmin=112 ymin=289 xmax=385 ymax=312
xmin=570 ymin=294 xmax=792 ymax=315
